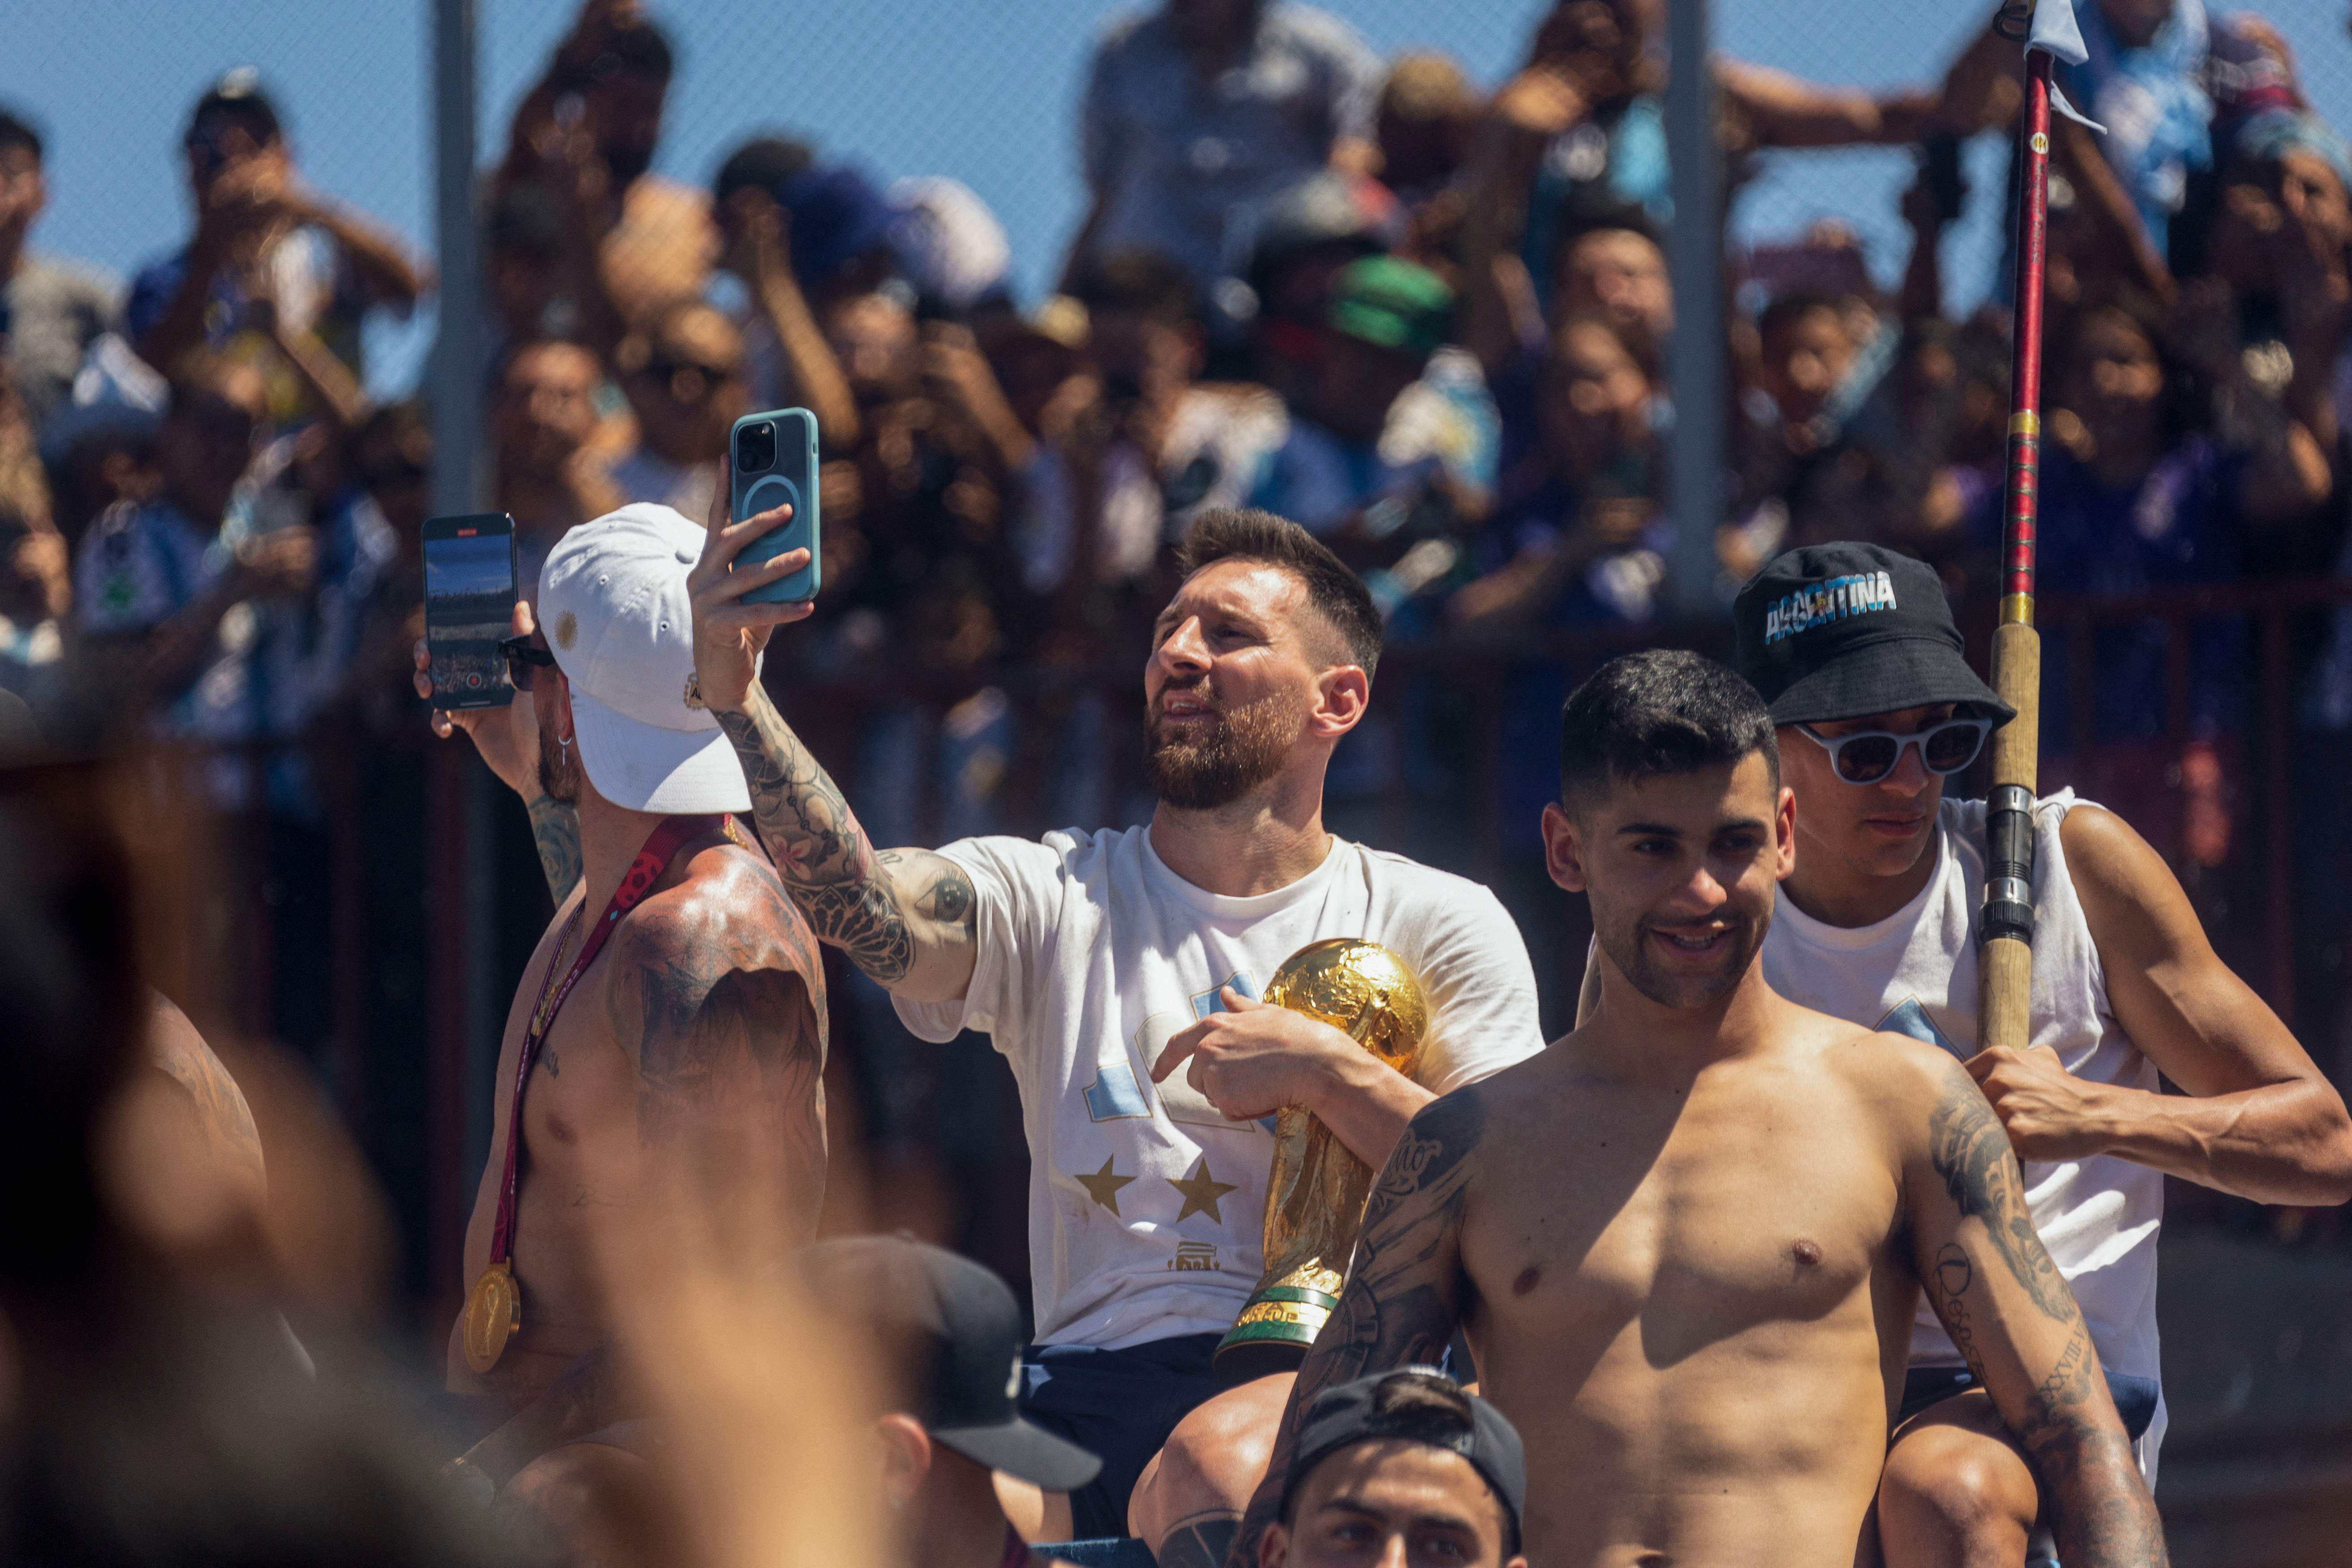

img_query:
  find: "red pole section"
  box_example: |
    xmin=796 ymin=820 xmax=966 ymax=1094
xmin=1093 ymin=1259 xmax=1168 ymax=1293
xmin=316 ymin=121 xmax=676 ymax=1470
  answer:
xmin=2001 ymin=51 xmax=2054 ymax=627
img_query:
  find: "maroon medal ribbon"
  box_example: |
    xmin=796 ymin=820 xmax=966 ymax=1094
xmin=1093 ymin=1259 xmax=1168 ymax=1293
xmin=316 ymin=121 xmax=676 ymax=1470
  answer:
xmin=484 ymin=812 xmax=733 ymax=1268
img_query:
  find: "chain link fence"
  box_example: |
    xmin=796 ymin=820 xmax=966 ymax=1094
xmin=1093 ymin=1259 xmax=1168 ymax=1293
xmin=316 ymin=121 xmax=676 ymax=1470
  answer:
xmin=15 ymin=0 xmax=2352 ymax=385
xmin=7 ymin=8 xmax=2352 ymax=1554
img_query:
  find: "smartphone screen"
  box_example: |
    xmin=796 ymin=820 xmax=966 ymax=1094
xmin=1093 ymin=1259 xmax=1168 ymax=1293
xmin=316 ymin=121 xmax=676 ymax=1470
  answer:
xmin=423 ymin=514 xmax=517 ymax=709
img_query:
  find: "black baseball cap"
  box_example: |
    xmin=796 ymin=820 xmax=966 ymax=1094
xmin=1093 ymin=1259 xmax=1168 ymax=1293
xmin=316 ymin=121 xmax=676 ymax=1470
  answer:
xmin=187 ymin=68 xmax=282 ymax=148
xmin=800 ymin=1237 xmax=1101 ymax=1492
xmin=1733 ymin=542 xmax=2012 ymax=727
xmin=1279 ymin=1369 xmax=1526 ymax=1552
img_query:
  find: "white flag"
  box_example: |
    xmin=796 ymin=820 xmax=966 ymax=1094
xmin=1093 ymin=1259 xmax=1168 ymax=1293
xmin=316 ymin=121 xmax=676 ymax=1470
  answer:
xmin=2027 ymin=0 xmax=2107 ymax=132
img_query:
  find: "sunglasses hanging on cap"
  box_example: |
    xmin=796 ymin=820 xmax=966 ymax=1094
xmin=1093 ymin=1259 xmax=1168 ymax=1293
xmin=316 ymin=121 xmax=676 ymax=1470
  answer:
xmin=1794 ymin=717 xmax=1991 ymax=785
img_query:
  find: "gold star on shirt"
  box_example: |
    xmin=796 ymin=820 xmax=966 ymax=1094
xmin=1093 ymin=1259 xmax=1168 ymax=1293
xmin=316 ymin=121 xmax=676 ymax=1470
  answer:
xmin=1074 ymin=1157 xmax=1137 ymax=1216
xmin=1167 ymin=1156 xmax=1239 ymax=1224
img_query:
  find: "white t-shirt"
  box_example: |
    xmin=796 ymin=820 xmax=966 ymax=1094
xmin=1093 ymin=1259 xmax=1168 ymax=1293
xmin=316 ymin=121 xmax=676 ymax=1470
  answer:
xmin=1763 ymin=790 xmax=2167 ymax=1474
xmin=896 ymin=827 xmax=1546 ymax=1349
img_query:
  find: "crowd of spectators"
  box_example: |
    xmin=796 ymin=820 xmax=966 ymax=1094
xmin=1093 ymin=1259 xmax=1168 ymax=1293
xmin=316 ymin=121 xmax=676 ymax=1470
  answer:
xmin=7 ymin=0 xmax=2352 ymax=1243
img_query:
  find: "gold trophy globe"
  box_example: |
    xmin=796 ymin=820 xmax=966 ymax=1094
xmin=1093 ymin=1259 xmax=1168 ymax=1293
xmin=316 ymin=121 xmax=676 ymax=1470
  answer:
xmin=1214 ymin=937 xmax=1429 ymax=1381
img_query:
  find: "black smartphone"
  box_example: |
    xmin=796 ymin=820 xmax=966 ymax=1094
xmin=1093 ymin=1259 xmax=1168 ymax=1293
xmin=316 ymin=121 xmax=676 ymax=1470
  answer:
xmin=422 ymin=513 xmax=518 ymax=709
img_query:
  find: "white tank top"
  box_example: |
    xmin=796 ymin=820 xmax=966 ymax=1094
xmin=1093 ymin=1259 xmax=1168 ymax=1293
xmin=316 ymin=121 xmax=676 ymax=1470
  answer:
xmin=1762 ymin=790 xmax=2164 ymax=1391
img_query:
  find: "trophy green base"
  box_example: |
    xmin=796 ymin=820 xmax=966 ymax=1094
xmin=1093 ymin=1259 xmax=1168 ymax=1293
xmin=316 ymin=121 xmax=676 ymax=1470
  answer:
xmin=1212 ymin=1279 xmax=1341 ymax=1384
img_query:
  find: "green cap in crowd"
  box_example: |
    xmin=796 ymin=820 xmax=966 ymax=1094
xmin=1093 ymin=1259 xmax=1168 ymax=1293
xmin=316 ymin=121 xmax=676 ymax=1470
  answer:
xmin=1325 ymin=255 xmax=1454 ymax=361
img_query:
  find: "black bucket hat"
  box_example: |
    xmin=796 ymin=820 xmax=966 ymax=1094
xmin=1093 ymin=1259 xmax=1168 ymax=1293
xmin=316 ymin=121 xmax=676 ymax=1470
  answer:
xmin=1733 ymin=542 xmax=2013 ymax=726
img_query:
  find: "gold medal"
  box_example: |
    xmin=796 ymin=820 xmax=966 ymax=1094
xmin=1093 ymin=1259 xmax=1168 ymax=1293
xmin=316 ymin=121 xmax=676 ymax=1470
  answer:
xmin=461 ymin=818 xmax=719 ymax=1381
xmin=462 ymin=1260 xmax=522 ymax=1374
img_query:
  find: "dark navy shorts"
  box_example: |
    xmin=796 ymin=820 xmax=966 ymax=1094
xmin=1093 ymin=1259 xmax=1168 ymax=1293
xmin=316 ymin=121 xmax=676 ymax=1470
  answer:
xmin=1898 ymin=1365 xmax=2162 ymax=1442
xmin=1019 ymin=1332 xmax=1226 ymax=1540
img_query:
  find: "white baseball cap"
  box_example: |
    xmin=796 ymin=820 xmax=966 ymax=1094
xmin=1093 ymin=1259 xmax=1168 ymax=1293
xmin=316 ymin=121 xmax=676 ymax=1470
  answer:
xmin=539 ymin=503 xmax=754 ymax=814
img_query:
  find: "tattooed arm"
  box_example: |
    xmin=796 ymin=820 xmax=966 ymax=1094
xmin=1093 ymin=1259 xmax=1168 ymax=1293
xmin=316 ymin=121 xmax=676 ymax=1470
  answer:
xmin=527 ymin=794 xmax=583 ymax=905
xmin=1900 ymin=1049 xmax=2168 ymax=1568
xmin=608 ymin=849 xmax=832 ymax=1252
xmin=685 ymin=480 xmax=979 ymax=1002
xmin=409 ymin=607 xmax=582 ymax=905
xmin=1228 ymin=1090 xmax=1485 ymax=1566
xmin=710 ymin=680 xmax=978 ymax=1001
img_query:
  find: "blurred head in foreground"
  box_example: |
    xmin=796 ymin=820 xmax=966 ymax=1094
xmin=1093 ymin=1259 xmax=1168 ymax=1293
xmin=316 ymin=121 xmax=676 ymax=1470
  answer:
xmin=803 ymin=1237 xmax=1099 ymax=1565
xmin=0 ymin=767 xmax=511 ymax=1566
xmin=0 ymin=765 xmax=143 ymax=1299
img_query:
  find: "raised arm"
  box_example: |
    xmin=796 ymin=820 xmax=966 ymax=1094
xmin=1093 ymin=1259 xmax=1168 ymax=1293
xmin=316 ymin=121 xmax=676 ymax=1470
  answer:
xmin=685 ymin=486 xmax=979 ymax=1003
xmin=1967 ymin=804 xmax=2352 ymax=1206
xmin=1906 ymin=1055 xmax=2168 ymax=1568
xmin=1228 ymin=1089 xmax=1484 ymax=1565
xmin=726 ymin=188 xmax=859 ymax=450
xmin=412 ymin=602 xmax=583 ymax=905
xmin=710 ymin=684 xmax=977 ymax=998
xmin=291 ymin=186 xmax=427 ymax=313
xmin=1715 ymin=58 xmax=1937 ymax=149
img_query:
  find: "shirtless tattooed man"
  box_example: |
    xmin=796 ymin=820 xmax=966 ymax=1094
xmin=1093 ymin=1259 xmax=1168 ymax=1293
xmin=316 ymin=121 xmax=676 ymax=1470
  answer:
xmin=1233 ymin=649 xmax=2165 ymax=1568
xmin=420 ymin=505 xmax=826 ymax=1560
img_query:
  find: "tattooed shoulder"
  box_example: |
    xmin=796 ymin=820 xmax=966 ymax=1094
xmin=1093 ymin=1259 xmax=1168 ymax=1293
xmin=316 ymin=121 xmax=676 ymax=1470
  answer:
xmin=612 ymin=912 xmax=810 ymax=1074
xmin=1364 ymin=1089 xmax=1486 ymax=1226
xmin=891 ymin=849 xmax=976 ymax=932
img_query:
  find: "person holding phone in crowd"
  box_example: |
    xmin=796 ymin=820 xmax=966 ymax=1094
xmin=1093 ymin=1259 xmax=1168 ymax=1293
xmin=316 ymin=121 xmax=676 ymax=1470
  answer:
xmin=659 ymin=494 xmax=1544 ymax=1553
xmin=416 ymin=504 xmax=826 ymax=1568
xmin=128 ymin=71 xmax=423 ymax=431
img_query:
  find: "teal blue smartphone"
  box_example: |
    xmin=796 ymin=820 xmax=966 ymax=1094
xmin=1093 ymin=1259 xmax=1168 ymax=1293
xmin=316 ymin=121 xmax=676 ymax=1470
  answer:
xmin=729 ymin=408 xmax=820 ymax=603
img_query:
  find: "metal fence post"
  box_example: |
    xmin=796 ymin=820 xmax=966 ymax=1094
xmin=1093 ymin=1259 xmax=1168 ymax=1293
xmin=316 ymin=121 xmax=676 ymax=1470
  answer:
xmin=1666 ymin=0 xmax=1726 ymax=621
xmin=426 ymin=0 xmax=493 ymax=1312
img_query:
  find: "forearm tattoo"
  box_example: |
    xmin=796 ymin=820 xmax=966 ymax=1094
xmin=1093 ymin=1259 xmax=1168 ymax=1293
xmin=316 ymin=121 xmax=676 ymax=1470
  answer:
xmin=1927 ymin=1077 xmax=2078 ymax=1319
xmin=1232 ymin=1092 xmax=1484 ymax=1564
xmin=527 ymin=793 xmax=583 ymax=905
xmin=712 ymin=686 xmax=975 ymax=986
xmin=1920 ymin=1075 xmax=2168 ymax=1568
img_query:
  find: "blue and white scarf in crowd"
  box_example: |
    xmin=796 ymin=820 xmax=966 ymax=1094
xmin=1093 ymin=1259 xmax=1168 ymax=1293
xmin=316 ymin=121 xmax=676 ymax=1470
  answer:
xmin=2055 ymin=0 xmax=2213 ymax=254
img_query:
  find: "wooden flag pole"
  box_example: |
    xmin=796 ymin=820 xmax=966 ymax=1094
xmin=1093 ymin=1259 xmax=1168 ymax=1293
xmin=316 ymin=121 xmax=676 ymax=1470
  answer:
xmin=1978 ymin=45 xmax=2055 ymax=1054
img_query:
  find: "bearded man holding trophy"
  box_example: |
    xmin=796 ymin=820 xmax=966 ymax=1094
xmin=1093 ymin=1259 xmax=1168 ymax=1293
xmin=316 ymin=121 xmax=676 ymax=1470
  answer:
xmin=685 ymin=501 xmax=1545 ymax=1560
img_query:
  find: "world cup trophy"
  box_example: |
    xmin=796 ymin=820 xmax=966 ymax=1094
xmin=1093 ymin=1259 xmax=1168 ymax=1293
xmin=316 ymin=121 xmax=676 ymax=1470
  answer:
xmin=1213 ymin=937 xmax=1428 ymax=1381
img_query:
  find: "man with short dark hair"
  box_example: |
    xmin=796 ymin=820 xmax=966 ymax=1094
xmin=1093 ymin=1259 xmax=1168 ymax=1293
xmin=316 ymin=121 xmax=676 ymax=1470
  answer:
xmin=493 ymin=338 xmax=623 ymax=590
xmin=1717 ymin=543 xmax=2352 ymax=1566
xmin=1233 ymin=646 xmax=2167 ymax=1567
xmin=682 ymin=501 xmax=1544 ymax=1542
xmin=609 ymin=300 xmax=746 ymax=525
xmin=498 ymin=0 xmax=715 ymax=330
xmin=0 ymin=104 xmax=120 ymax=437
xmin=128 ymin=70 xmax=423 ymax=423
xmin=1012 ymin=249 xmax=1285 ymax=599
xmin=1258 ymin=1370 xmax=1525 ymax=1568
